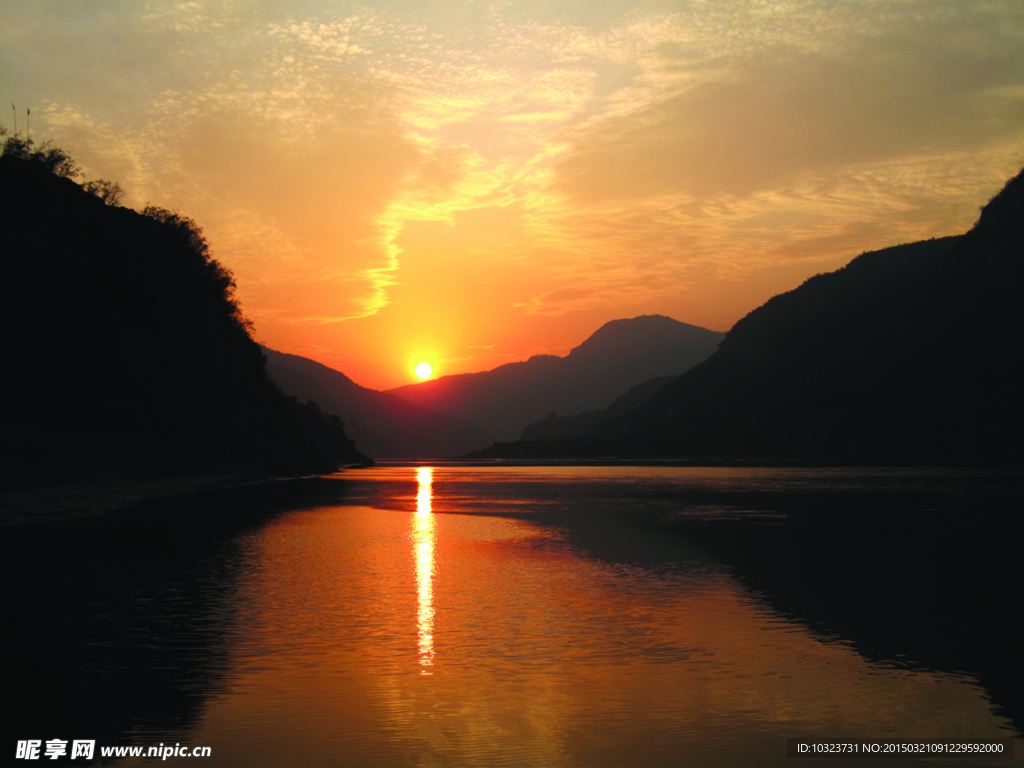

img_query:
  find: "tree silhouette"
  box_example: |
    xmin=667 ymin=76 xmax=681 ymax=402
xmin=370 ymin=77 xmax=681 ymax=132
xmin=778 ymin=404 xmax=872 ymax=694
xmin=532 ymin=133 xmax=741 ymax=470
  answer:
xmin=0 ymin=134 xmax=371 ymax=482
xmin=83 ymin=178 xmax=123 ymax=206
xmin=1 ymin=133 xmax=79 ymax=178
xmin=3 ymin=126 xmax=121 ymax=205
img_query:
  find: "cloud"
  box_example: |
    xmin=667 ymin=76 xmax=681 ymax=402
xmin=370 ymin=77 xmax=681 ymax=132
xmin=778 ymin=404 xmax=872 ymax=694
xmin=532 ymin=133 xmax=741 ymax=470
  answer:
xmin=5 ymin=0 xmax=1022 ymax=377
xmin=556 ymin=40 xmax=1024 ymax=202
xmin=507 ymin=0 xmax=1024 ymax=313
xmin=306 ymin=0 xmax=1021 ymax=319
xmin=15 ymin=6 xmax=425 ymax=324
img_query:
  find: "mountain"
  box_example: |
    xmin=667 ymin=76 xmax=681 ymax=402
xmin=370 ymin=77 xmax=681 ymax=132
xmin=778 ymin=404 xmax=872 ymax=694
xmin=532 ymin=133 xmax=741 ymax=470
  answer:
xmin=387 ymin=315 xmax=725 ymax=441
xmin=470 ymin=165 xmax=1024 ymax=465
xmin=263 ymin=348 xmax=494 ymax=458
xmin=520 ymin=375 xmax=675 ymax=441
xmin=0 ymin=148 xmax=370 ymax=483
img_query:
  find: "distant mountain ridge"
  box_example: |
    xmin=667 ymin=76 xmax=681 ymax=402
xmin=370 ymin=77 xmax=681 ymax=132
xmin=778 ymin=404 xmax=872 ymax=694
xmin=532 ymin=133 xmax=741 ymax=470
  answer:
xmin=469 ymin=164 xmax=1024 ymax=465
xmin=520 ymin=375 xmax=675 ymax=441
xmin=387 ymin=315 xmax=725 ymax=441
xmin=263 ymin=347 xmax=494 ymax=458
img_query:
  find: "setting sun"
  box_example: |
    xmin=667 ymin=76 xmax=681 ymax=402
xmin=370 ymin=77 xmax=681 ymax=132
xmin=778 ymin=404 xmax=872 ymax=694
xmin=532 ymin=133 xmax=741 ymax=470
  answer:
xmin=5 ymin=1 xmax=1023 ymax=765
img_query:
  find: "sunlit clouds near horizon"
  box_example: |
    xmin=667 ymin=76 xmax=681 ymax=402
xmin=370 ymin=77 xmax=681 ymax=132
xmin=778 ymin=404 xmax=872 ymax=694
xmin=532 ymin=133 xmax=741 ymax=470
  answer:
xmin=3 ymin=0 xmax=1022 ymax=388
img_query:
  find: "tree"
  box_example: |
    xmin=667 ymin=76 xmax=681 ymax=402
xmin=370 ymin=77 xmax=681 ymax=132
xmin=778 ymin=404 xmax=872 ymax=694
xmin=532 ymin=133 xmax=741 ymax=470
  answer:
xmin=1 ymin=134 xmax=80 ymax=178
xmin=83 ymin=179 xmax=123 ymax=206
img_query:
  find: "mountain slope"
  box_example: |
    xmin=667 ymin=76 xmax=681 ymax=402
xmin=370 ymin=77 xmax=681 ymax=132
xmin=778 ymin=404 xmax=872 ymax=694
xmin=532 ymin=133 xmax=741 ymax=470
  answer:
xmin=0 ymin=152 xmax=370 ymax=481
xmin=263 ymin=348 xmax=494 ymax=458
xmin=630 ymin=161 xmax=1024 ymax=465
xmin=520 ymin=375 xmax=675 ymax=441
xmin=387 ymin=315 xmax=724 ymax=441
xmin=471 ymin=165 xmax=1024 ymax=464
xmin=620 ymin=236 xmax=972 ymax=461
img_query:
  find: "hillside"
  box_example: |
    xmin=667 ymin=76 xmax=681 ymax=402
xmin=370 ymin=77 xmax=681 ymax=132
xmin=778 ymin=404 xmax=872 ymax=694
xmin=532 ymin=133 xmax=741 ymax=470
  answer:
xmin=520 ymin=376 xmax=674 ymax=441
xmin=388 ymin=315 xmax=724 ymax=441
xmin=264 ymin=348 xmax=494 ymax=458
xmin=470 ymin=165 xmax=1024 ymax=464
xmin=0 ymin=148 xmax=370 ymax=483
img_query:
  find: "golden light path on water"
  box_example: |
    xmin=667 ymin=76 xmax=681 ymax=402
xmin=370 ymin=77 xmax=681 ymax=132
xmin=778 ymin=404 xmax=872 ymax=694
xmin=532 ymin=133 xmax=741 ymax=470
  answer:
xmin=413 ymin=467 xmax=435 ymax=674
xmin=142 ymin=465 xmax=1022 ymax=767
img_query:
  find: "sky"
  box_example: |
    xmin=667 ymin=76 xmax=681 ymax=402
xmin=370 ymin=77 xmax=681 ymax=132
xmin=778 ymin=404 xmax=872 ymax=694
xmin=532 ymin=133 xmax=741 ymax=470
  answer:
xmin=3 ymin=0 xmax=1022 ymax=390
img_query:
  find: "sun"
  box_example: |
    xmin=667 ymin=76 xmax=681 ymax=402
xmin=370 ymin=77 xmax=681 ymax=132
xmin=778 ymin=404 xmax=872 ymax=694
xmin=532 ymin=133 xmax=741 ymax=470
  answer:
xmin=415 ymin=362 xmax=433 ymax=380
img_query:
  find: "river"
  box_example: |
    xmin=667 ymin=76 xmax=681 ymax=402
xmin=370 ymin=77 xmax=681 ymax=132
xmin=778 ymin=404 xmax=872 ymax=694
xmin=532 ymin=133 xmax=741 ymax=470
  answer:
xmin=4 ymin=465 xmax=1022 ymax=766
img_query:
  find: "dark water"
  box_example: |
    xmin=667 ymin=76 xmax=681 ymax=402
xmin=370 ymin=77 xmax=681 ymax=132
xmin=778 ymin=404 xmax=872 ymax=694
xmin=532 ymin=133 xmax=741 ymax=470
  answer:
xmin=3 ymin=465 xmax=1022 ymax=766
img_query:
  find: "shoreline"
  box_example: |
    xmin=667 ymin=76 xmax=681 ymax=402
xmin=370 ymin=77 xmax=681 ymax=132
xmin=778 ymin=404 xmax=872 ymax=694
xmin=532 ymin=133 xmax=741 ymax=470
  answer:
xmin=0 ymin=471 xmax=333 ymax=528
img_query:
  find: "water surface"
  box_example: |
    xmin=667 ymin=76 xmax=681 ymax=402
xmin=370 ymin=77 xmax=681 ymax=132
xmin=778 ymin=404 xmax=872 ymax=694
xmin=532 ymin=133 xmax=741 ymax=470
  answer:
xmin=4 ymin=465 xmax=1021 ymax=766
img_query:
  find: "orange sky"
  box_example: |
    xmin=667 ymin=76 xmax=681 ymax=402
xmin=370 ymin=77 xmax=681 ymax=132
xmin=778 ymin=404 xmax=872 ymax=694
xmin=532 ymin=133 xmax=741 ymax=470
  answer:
xmin=3 ymin=1 xmax=1023 ymax=389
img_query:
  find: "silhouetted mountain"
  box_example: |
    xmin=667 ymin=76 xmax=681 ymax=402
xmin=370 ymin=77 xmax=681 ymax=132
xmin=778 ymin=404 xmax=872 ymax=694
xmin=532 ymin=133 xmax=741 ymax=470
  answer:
xmin=471 ymin=165 xmax=1024 ymax=464
xmin=0 ymin=150 xmax=370 ymax=483
xmin=521 ymin=375 xmax=675 ymax=441
xmin=263 ymin=347 xmax=494 ymax=458
xmin=387 ymin=315 xmax=724 ymax=441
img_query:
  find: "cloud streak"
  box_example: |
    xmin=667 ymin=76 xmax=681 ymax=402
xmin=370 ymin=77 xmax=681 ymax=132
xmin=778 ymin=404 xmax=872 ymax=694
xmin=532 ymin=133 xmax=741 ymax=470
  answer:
xmin=3 ymin=0 xmax=1022 ymax=386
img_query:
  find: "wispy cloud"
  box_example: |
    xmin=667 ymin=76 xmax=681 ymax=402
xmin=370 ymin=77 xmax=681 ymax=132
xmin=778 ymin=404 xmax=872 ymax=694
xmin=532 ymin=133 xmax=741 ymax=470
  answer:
xmin=352 ymin=0 xmax=1024 ymax=316
xmin=4 ymin=0 xmax=1022 ymax=385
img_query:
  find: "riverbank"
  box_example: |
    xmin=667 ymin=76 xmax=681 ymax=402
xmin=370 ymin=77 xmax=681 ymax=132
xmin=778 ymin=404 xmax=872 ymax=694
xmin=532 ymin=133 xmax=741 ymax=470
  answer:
xmin=0 ymin=470 xmax=360 ymax=527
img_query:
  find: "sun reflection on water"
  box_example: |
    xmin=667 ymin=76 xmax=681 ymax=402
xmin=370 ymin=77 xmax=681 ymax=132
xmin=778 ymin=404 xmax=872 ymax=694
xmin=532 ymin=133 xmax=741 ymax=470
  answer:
xmin=414 ymin=467 xmax=435 ymax=674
